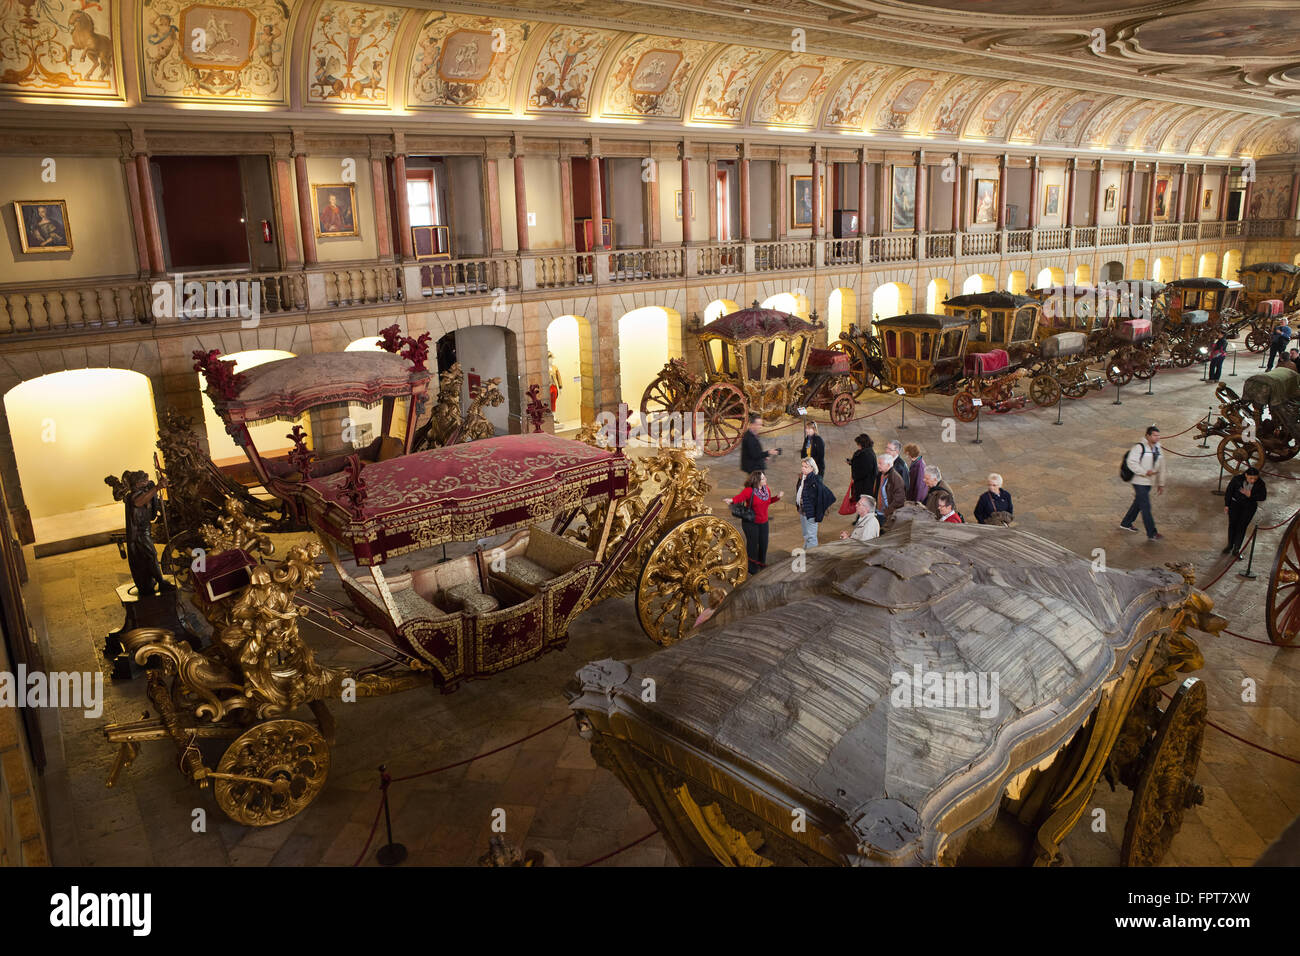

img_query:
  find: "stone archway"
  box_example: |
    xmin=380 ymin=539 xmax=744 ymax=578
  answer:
xmin=546 ymin=314 xmax=596 ymax=430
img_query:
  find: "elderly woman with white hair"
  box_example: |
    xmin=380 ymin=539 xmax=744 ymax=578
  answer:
xmin=974 ymin=472 xmax=1014 ymax=525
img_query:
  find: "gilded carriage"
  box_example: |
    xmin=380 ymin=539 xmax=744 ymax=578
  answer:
xmin=942 ymin=291 xmax=1041 ymax=365
xmin=1199 ymin=366 xmax=1300 ymax=474
xmin=639 ymin=304 xmax=857 ymax=456
xmin=1237 ymin=263 xmax=1300 ymax=352
xmin=871 ymin=312 xmax=971 ymax=395
xmin=569 ymin=509 xmax=1223 ymax=867
xmin=1164 ymin=277 xmax=1244 ymax=343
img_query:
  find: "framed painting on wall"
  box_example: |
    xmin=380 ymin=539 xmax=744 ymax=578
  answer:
xmin=1203 ymin=188 xmax=1214 ymax=211
xmin=1042 ymin=184 xmax=1061 ymax=219
xmin=890 ymin=165 xmax=916 ymax=232
xmin=13 ymin=200 xmax=71 ymax=253
xmin=790 ymin=176 xmax=813 ymax=229
xmin=1104 ymin=185 xmax=1117 ymax=212
xmin=674 ymin=189 xmax=694 ymax=220
xmin=973 ymin=179 xmax=997 ymax=225
xmin=1153 ymin=176 xmax=1171 ymax=220
xmin=311 ymin=183 xmax=359 ymax=237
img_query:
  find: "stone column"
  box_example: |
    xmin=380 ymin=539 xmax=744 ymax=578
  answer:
xmin=1065 ymin=157 xmax=1076 ymax=228
xmin=1027 ymin=157 xmax=1040 ymax=230
xmin=292 ymin=132 xmax=318 ymax=266
xmin=997 ymin=154 xmax=1008 ymax=230
xmin=1146 ymin=162 xmax=1158 ymax=224
xmin=369 ymin=140 xmax=392 ymax=259
xmin=859 ymin=152 xmax=870 ymax=236
xmin=485 ymin=156 xmax=504 ymax=255
xmin=1092 ymin=159 xmax=1104 ymax=226
xmin=1216 ymin=165 xmax=1228 ymax=222
xmin=119 ymin=133 xmax=151 ymax=277
xmin=135 ymin=153 xmax=167 ymax=275
xmin=392 ymin=151 xmax=412 ymax=260
xmin=1125 ymin=161 xmax=1136 ymax=225
xmin=739 ymin=151 xmax=751 ymax=242
xmin=559 ymin=153 xmax=575 ymax=250
xmin=513 ymin=137 xmax=530 ymax=252
xmin=588 ymin=142 xmax=604 ymax=247
xmin=271 ymin=134 xmax=301 ymax=268
xmin=680 ymin=143 xmax=693 ymax=244
xmin=707 ymin=158 xmax=718 ymax=241
xmin=811 ymin=149 xmax=822 ymax=239
xmin=914 ymin=150 xmax=927 ymax=236
xmin=1174 ymin=163 xmax=1187 ymax=223
xmin=951 ymin=152 xmax=960 ymax=233
xmin=777 ymin=160 xmax=788 ymax=239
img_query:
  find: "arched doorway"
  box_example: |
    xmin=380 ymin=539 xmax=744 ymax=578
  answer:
xmin=437 ymin=326 xmax=517 ymax=436
xmin=1198 ymin=253 xmax=1218 ymax=278
xmin=702 ymin=298 xmax=739 ymax=325
xmin=871 ymin=282 xmax=913 ymax=326
xmin=619 ymin=306 xmax=682 ymax=422
xmin=1007 ymin=271 xmax=1028 ymax=295
xmin=4 ymin=368 xmax=158 ymax=540
xmin=546 ymin=315 xmax=594 ymax=431
xmin=1129 ymin=258 xmax=1146 ymax=280
xmin=963 ymin=273 xmax=996 ymax=294
xmin=1222 ymin=249 xmax=1242 ymax=280
xmin=1178 ymin=254 xmax=1195 ymax=279
xmin=1074 ymin=264 xmax=1092 ymax=286
xmin=1153 ymin=257 xmax=1174 ymax=283
xmin=1101 ymin=260 xmax=1124 ymax=283
xmin=761 ymin=291 xmax=810 ymax=318
xmin=925 ymin=278 xmax=951 ymax=312
xmin=1034 ymin=267 xmax=1065 ymax=289
xmin=199 ymin=350 xmax=303 ymax=466
xmin=827 ymin=288 xmax=856 ymax=340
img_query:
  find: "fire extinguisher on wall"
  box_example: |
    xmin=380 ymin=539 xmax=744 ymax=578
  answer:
xmin=261 ymin=220 xmax=273 ymax=243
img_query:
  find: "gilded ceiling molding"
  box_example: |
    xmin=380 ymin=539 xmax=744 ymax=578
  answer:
xmin=689 ymin=44 xmax=773 ymax=125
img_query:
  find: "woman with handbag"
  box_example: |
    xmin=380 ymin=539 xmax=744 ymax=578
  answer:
xmin=842 ymin=434 xmax=877 ymax=516
xmin=974 ymin=473 xmax=1014 ymax=525
xmin=724 ymin=470 xmax=781 ymax=574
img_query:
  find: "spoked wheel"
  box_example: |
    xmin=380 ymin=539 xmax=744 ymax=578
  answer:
xmin=1106 ymin=352 xmax=1135 ymax=387
xmin=1216 ymin=434 xmax=1264 ymax=475
xmin=213 ymin=719 xmax=331 ymax=826
xmin=635 ymin=515 xmax=748 ymax=646
xmin=1245 ymin=327 xmax=1270 ymax=353
xmin=1267 ymin=510 xmax=1300 ymax=645
xmin=1028 ymin=373 xmax=1062 ymax=408
xmin=641 ymin=372 xmax=688 ymax=427
xmin=831 ymin=340 xmax=872 ymax=397
xmin=1121 ymin=678 xmax=1207 ymax=866
xmin=161 ymin=531 xmax=199 ymax=586
xmin=830 ymin=392 xmax=855 ymax=426
xmin=1133 ymin=360 xmax=1158 ymax=381
xmin=952 ymin=392 xmax=977 ymax=423
xmin=692 ymin=382 xmax=747 ymax=457
xmin=1062 ymin=378 xmax=1091 ymax=399
xmin=1170 ymin=343 xmax=1196 ymax=368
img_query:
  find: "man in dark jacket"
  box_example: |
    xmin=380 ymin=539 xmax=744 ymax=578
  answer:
xmin=1223 ymin=467 xmax=1266 ymax=555
xmin=874 ymin=453 xmax=908 ymax=525
xmin=922 ymin=466 xmax=955 ymax=519
xmin=886 ymin=440 xmax=909 ymax=487
xmin=740 ymin=414 xmax=780 ymax=473
xmin=800 ymin=421 xmax=826 ymax=481
xmin=1267 ymin=323 xmax=1292 ymax=371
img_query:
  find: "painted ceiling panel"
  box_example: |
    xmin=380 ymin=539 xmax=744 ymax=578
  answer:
xmin=691 ymin=45 xmax=773 ymax=124
xmin=751 ymin=53 xmax=846 ymax=129
xmin=823 ymin=62 xmax=900 ymax=131
xmin=406 ymin=11 xmax=532 ymax=112
xmin=1041 ymin=93 xmax=1099 ymax=146
xmin=960 ymin=82 xmax=1033 ymax=142
xmin=870 ymin=69 xmax=945 ymax=134
xmin=305 ymin=1 xmax=407 ymax=108
xmin=525 ymin=23 xmax=616 ymax=115
xmin=924 ymin=75 xmax=990 ymax=138
xmin=1 ymin=0 xmax=122 ymax=98
xmin=602 ymin=35 xmax=715 ymax=120
xmin=1077 ymin=96 xmax=1133 ymax=148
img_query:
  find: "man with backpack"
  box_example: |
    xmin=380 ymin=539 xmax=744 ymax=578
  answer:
xmin=1267 ymin=322 xmax=1292 ymax=371
xmin=1119 ymin=425 xmax=1166 ymax=541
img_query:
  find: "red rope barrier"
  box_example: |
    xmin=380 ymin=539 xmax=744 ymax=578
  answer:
xmin=1222 ymin=627 xmax=1298 ymax=649
xmin=1258 ymin=505 xmax=1300 ymax=531
xmin=1159 ymin=689 xmax=1300 ymax=765
xmin=577 ymin=830 xmax=660 ymax=867
xmin=1196 ymin=554 xmax=1241 ymax=591
xmin=351 ymin=792 xmax=386 ymax=867
xmin=391 ymin=715 xmax=572 ymax=783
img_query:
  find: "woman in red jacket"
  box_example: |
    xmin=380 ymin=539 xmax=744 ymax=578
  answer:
xmin=724 ymin=470 xmax=782 ymax=574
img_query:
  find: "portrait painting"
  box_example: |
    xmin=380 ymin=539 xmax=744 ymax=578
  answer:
xmin=1203 ymin=188 xmax=1214 ymax=211
xmin=1154 ymin=176 xmax=1171 ymax=220
xmin=1043 ymin=184 xmax=1061 ymax=219
xmin=674 ymin=189 xmax=694 ymax=221
xmin=790 ymin=175 xmax=813 ymax=229
xmin=890 ymin=165 xmax=916 ymax=232
xmin=973 ymin=178 xmax=997 ymax=225
xmin=312 ymin=183 xmax=358 ymax=237
xmin=14 ymin=200 xmax=72 ymax=253
xmin=1104 ymin=185 xmax=1117 ymax=212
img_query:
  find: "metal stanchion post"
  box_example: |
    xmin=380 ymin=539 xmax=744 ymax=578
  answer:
xmin=1112 ymin=382 xmax=1123 ymax=406
xmin=1237 ymin=526 xmax=1259 ymax=579
xmin=1214 ymin=461 xmax=1225 ymax=494
xmin=971 ymin=403 xmax=983 ymax=444
xmin=1230 ymin=348 xmax=1237 ymax=377
xmin=1200 ymin=409 xmax=1211 ymax=448
xmin=1145 ymin=372 xmax=1154 ymax=396
xmin=898 ymin=397 xmax=908 ymax=431
xmin=1053 ymin=394 xmax=1063 ymax=426
xmin=375 ymin=765 xmax=407 ymax=866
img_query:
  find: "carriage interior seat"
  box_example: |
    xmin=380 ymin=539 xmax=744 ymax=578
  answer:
xmin=492 ymin=526 xmax=595 ymax=596
xmin=350 ymin=570 xmax=450 ymax=624
xmin=406 ymin=558 xmax=500 ymax=615
xmin=965 ymin=348 xmax=1009 ymax=376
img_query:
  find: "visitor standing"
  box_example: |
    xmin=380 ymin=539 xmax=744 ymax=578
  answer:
xmin=839 ymin=495 xmax=881 ymax=541
xmin=933 ymin=492 xmax=963 ymax=524
xmin=724 ymin=470 xmax=782 ymax=574
xmin=1267 ymin=321 xmax=1292 ymax=371
xmin=800 ymin=420 xmax=826 ymax=481
xmin=740 ymin=414 xmax=780 ymax=473
xmin=1119 ymin=425 xmax=1166 ymax=541
xmin=974 ymin=473 xmax=1014 ymax=525
xmin=874 ymin=452 xmax=907 ymax=524
xmin=1207 ymin=337 xmax=1227 ymax=382
xmin=922 ymin=466 xmax=954 ymax=518
xmin=1223 ymin=467 xmax=1266 ymax=556
xmin=794 ymin=457 xmax=832 ymax=549
xmin=847 ymin=434 xmax=878 ymax=507
xmin=886 ymin=440 xmax=909 ymax=486
xmin=903 ymin=443 xmax=927 ymax=503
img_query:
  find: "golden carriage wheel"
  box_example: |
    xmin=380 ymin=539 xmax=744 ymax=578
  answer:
xmin=693 ymin=382 xmax=748 ymax=457
xmin=1215 ymin=435 xmax=1264 ymax=476
xmin=635 ymin=515 xmax=748 ymax=647
xmin=1169 ymin=342 xmax=1197 ymax=369
xmin=830 ymin=340 xmax=871 ymax=397
xmin=640 ymin=371 xmax=690 ymax=426
xmin=1028 ymin=373 xmax=1062 ymax=408
xmin=952 ymin=391 xmax=978 ymax=423
xmin=1245 ymin=327 xmax=1271 ymax=353
xmin=1266 ymin=508 xmax=1300 ymax=646
xmin=213 ymin=719 xmax=331 ymax=827
xmin=830 ymin=392 xmax=855 ymax=427
xmin=1120 ymin=678 xmax=1207 ymax=867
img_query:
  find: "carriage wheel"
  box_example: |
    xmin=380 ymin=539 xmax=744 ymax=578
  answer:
xmin=1028 ymin=374 xmax=1062 ymax=408
xmin=952 ymin=392 xmax=977 ymax=423
xmin=692 ymin=382 xmax=747 ymax=457
xmin=1267 ymin=509 xmax=1300 ymax=645
xmin=1121 ymin=678 xmax=1207 ymax=866
xmin=1106 ymin=354 xmax=1134 ymax=388
xmin=830 ymin=393 xmax=855 ymax=426
xmin=635 ymin=515 xmax=748 ymax=646
xmin=1245 ymin=327 xmax=1270 ymax=353
xmin=1216 ymin=435 xmax=1264 ymax=476
xmin=161 ymin=531 xmax=199 ymax=587
xmin=640 ymin=372 xmax=688 ymax=426
xmin=1170 ymin=343 xmax=1196 ymax=368
xmin=831 ymin=340 xmax=885 ymax=396
xmin=1133 ymin=360 xmax=1158 ymax=381
xmin=1062 ymin=378 xmax=1090 ymax=399
xmin=213 ymin=719 xmax=330 ymax=827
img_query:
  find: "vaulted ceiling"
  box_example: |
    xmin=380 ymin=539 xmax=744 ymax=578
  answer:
xmin=3 ymin=0 xmax=1297 ymax=159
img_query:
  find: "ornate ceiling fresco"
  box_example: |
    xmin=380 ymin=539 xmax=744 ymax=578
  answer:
xmin=1 ymin=0 xmax=1296 ymax=159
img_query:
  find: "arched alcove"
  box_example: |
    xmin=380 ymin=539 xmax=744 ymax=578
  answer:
xmin=925 ymin=278 xmax=951 ymax=312
xmin=703 ymin=298 xmax=740 ymax=325
xmin=827 ymin=288 xmax=856 ymax=340
xmin=546 ymin=314 xmax=595 ymax=430
xmin=619 ymin=306 xmax=683 ymax=422
xmin=871 ymin=282 xmax=913 ymax=325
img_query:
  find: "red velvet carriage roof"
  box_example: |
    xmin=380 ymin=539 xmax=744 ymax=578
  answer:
xmin=302 ymin=434 xmax=630 ymax=565
xmin=701 ymin=307 xmax=817 ymax=341
xmin=215 ymin=352 xmax=431 ymax=425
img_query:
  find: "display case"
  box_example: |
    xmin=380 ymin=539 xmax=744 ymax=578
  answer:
xmin=575 ymin=218 xmax=613 ymax=252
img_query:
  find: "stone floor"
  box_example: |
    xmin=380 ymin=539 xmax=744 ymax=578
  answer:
xmin=28 ymin=350 xmax=1299 ymax=867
